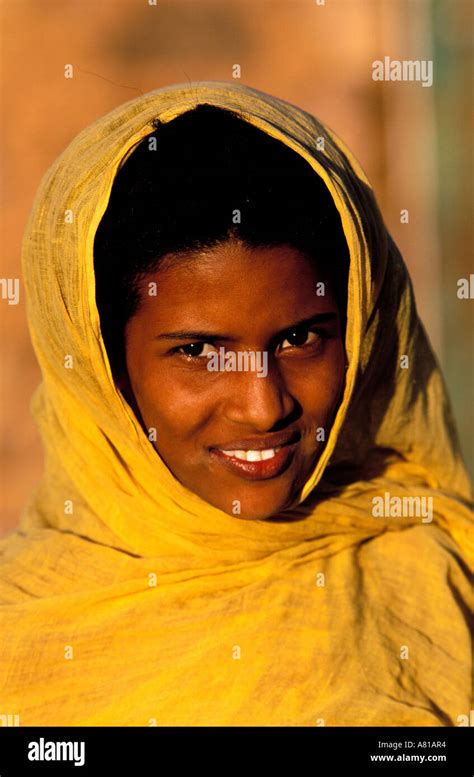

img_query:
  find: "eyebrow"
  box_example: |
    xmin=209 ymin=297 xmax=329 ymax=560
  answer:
xmin=154 ymin=312 xmax=338 ymax=342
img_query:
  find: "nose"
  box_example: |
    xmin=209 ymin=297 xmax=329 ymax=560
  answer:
xmin=222 ymin=356 xmax=296 ymax=430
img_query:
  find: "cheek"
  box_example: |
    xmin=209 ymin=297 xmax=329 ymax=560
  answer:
xmin=328 ymin=339 xmax=346 ymax=391
xmin=124 ymin=330 xmax=218 ymax=444
xmin=298 ymin=342 xmax=346 ymax=416
xmin=131 ymin=368 xmax=216 ymax=439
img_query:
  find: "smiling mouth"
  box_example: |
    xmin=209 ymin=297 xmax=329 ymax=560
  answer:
xmin=209 ymin=439 xmax=299 ymax=481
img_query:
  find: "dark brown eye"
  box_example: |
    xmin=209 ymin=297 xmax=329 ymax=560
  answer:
xmin=279 ymin=329 xmax=319 ymax=350
xmin=177 ymin=342 xmax=218 ymax=359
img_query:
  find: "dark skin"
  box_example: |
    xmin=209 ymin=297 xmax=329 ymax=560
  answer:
xmin=116 ymin=240 xmax=347 ymax=520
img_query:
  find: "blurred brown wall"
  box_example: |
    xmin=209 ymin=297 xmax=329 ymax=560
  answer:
xmin=1 ymin=0 xmax=472 ymax=535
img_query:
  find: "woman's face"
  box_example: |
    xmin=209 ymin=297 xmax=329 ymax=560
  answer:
xmin=118 ymin=240 xmax=346 ymax=520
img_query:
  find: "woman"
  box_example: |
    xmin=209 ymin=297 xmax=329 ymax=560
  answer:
xmin=0 ymin=81 xmax=472 ymax=726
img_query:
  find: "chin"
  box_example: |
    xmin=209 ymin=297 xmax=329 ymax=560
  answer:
xmin=220 ymin=491 xmax=297 ymax=522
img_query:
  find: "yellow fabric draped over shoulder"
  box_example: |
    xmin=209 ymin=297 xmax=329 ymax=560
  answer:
xmin=1 ymin=81 xmax=473 ymax=727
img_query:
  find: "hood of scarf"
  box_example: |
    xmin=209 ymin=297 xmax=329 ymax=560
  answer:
xmin=13 ymin=79 xmax=472 ymax=570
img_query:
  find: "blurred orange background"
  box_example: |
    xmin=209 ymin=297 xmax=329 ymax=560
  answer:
xmin=1 ymin=0 xmax=472 ymax=535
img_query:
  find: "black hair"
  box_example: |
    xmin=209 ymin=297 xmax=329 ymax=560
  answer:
xmin=93 ymin=104 xmax=349 ymax=380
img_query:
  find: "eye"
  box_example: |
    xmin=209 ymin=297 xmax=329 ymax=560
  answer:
xmin=176 ymin=342 xmax=218 ymax=359
xmin=278 ymin=328 xmax=322 ymax=352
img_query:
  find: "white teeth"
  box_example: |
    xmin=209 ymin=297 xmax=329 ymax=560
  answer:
xmin=247 ymin=450 xmax=263 ymax=462
xmin=221 ymin=447 xmax=281 ymax=462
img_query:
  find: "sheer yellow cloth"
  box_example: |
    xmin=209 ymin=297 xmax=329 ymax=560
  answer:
xmin=1 ymin=81 xmax=472 ymax=726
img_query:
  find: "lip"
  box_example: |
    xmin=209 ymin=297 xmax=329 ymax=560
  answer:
xmin=210 ymin=430 xmax=301 ymax=452
xmin=209 ymin=431 xmax=300 ymax=481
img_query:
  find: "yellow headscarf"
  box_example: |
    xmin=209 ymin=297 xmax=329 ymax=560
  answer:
xmin=1 ymin=81 xmax=472 ymax=726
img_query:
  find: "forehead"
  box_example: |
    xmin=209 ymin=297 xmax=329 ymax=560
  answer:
xmin=138 ymin=242 xmax=336 ymax=311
